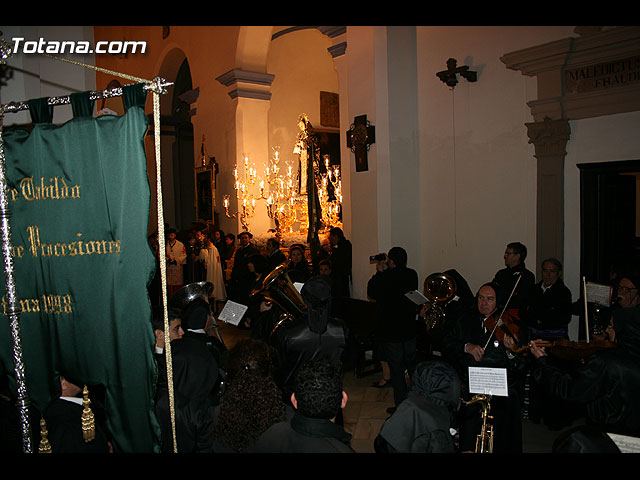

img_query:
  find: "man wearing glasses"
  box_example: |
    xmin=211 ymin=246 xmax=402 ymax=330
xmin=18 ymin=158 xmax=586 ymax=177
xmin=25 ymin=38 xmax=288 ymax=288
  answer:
xmin=492 ymin=242 xmax=535 ymax=320
xmin=616 ymin=276 xmax=640 ymax=309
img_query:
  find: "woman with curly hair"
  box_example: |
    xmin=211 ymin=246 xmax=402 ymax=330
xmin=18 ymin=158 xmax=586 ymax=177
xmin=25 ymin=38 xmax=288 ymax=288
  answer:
xmin=213 ymin=369 xmax=288 ymax=452
xmin=212 ymin=338 xmax=289 ymax=452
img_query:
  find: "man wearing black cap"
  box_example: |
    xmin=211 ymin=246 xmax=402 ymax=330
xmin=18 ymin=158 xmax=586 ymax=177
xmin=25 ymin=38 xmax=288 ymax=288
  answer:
xmin=367 ymin=246 xmax=419 ymax=411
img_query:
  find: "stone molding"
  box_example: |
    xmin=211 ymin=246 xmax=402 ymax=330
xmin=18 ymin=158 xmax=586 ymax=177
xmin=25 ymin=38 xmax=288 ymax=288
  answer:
xmin=215 ymin=68 xmax=275 ymax=100
xmin=501 ymin=26 xmax=640 ymax=122
xmin=525 ymin=117 xmax=572 ymax=159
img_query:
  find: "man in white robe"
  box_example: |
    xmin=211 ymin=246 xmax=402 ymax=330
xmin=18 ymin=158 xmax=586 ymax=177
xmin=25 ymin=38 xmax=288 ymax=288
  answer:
xmin=166 ymin=228 xmax=187 ymax=297
xmin=199 ymin=233 xmax=227 ymax=305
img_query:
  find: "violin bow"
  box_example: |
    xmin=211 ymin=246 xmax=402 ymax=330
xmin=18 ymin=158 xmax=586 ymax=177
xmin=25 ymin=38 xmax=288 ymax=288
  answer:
xmin=483 ymin=273 xmax=522 ymax=351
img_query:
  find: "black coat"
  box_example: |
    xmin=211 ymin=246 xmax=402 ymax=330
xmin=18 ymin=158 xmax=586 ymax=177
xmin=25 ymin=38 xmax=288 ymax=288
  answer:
xmin=266 ymin=249 xmax=287 ymax=273
xmin=520 ymin=278 xmax=572 ymax=332
xmin=492 ymin=262 xmax=536 ymax=312
xmin=155 ymin=338 xmax=218 ymax=453
xmin=330 ymin=238 xmax=352 ymax=297
xmin=367 ymin=266 xmax=419 ymax=342
xmin=441 ymin=307 xmax=526 ymax=453
xmin=41 ymin=397 xmax=111 ymax=453
xmin=375 ymin=361 xmax=460 ymax=453
xmin=248 ymin=411 xmax=354 ymax=453
xmin=270 ymin=314 xmax=348 ymax=400
xmin=287 ymin=259 xmax=311 ymax=284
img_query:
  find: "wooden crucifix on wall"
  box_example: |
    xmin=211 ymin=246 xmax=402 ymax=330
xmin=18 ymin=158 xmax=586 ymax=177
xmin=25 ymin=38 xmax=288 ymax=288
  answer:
xmin=346 ymin=114 xmax=375 ymax=172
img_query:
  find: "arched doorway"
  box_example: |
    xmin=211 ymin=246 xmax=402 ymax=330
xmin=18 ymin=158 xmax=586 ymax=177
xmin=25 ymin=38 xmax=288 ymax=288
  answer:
xmin=170 ymin=59 xmax=196 ymax=231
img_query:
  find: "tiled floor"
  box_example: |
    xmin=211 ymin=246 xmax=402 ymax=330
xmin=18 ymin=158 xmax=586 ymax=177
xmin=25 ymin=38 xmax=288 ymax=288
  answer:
xmin=216 ymin=320 xmax=577 ymax=454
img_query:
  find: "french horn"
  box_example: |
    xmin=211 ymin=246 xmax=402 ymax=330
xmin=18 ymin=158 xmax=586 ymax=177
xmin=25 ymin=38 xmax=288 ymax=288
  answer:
xmin=250 ymin=262 xmax=307 ymax=339
xmin=421 ymin=272 xmax=457 ymax=332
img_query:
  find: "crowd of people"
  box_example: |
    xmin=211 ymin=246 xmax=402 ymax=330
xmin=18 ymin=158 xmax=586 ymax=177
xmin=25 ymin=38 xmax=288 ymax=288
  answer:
xmin=149 ymin=228 xmax=640 ymax=454
xmin=3 ymin=222 xmax=639 ymax=454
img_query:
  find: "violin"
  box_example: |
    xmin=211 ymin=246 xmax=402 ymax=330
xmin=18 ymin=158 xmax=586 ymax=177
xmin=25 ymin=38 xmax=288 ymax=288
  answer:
xmin=513 ymin=338 xmax=617 ymax=363
xmin=482 ymin=274 xmax=522 ymax=350
xmin=484 ymin=311 xmax=520 ymax=345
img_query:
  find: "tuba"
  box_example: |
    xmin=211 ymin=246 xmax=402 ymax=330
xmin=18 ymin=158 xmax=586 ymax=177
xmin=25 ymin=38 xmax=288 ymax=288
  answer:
xmin=463 ymin=394 xmax=494 ymax=453
xmin=250 ymin=262 xmax=307 ymax=339
xmin=421 ymin=272 xmax=457 ymax=332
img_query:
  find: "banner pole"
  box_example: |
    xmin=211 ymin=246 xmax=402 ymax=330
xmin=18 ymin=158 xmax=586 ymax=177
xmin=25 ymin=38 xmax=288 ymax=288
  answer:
xmin=0 ymin=108 xmax=32 ymax=453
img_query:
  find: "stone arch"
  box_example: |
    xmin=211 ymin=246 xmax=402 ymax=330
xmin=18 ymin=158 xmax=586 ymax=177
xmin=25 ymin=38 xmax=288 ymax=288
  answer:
xmin=235 ymin=26 xmax=273 ymax=72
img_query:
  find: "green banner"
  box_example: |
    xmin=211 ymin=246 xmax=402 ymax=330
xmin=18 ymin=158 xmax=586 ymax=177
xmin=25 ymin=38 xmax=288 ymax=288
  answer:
xmin=0 ymin=84 xmax=161 ymax=452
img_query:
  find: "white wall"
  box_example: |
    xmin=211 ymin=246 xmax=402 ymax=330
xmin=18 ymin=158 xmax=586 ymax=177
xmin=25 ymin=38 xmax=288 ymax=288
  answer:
xmin=415 ymin=26 xmax=576 ymax=294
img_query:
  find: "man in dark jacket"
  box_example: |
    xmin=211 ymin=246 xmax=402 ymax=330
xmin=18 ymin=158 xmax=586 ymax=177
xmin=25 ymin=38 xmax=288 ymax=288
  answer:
xmin=374 ymin=360 xmax=461 ymax=453
xmin=249 ymin=357 xmax=354 ymax=453
xmin=492 ymin=242 xmax=535 ymax=320
xmin=155 ymin=337 xmax=219 ymax=453
xmin=328 ymin=227 xmax=352 ymax=298
xmin=228 ymin=231 xmax=260 ymax=304
xmin=265 ymin=237 xmax=287 ymax=273
xmin=519 ymin=257 xmax=573 ymax=426
xmin=520 ymin=258 xmax=572 ymax=341
xmin=367 ymin=246 xmax=419 ymax=409
xmin=441 ymin=282 xmax=526 ymax=453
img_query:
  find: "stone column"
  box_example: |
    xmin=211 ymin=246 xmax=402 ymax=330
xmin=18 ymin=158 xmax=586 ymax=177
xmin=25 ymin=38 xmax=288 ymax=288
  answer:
xmin=216 ymin=68 xmax=275 ymax=236
xmin=526 ymin=116 xmax=571 ymax=275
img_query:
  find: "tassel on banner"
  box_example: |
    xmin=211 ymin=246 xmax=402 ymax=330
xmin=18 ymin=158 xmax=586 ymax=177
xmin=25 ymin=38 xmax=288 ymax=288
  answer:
xmin=38 ymin=417 xmax=52 ymax=453
xmin=81 ymin=385 xmax=96 ymax=443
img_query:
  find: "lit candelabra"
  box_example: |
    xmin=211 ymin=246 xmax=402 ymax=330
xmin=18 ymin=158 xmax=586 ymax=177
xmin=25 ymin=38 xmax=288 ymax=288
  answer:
xmin=264 ymin=146 xmax=300 ymax=241
xmin=223 ymin=153 xmax=259 ymax=231
xmin=317 ymin=154 xmax=343 ymax=230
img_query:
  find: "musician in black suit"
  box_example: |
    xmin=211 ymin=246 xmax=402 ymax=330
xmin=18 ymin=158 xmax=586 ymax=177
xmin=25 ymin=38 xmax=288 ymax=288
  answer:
xmin=492 ymin=242 xmax=535 ymax=320
xmin=441 ymin=282 xmax=526 ymax=453
xmin=265 ymin=237 xmax=287 ymax=273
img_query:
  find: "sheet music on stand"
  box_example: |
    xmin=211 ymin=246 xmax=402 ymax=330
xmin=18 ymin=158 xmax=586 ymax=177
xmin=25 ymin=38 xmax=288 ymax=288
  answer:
xmin=405 ymin=290 xmax=429 ymax=305
xmin=607 ymin=433 xmax=640 ymax=453
xmin=586 ymin=281 xmax=613 ymax=306
xmin=468 ymin=367 xmax=509 ymax=397
xmin=217 ymin=300 xmax=248 ymax=326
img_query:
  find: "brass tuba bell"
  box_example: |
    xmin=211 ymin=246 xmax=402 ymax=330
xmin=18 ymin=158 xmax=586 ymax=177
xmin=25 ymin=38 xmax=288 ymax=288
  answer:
xmin=421 ymin=272 xmax=457 ymax=332
xmin=169 ymin=281 xmax=213 ymax=312
xmin=250 ymin=262 xmax=307 ymax=339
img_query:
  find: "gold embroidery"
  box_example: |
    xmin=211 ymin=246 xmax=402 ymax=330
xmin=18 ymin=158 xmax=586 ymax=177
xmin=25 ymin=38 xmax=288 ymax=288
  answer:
xmin=25 ymin=225 xmax=120 ymax=258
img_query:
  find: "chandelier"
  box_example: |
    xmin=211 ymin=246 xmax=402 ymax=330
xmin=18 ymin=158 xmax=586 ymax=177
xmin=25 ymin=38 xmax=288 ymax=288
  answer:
xmin=223 ymin=115 xmax=343 ymax=237
xmin=223 ymin=154 xmax=259 ymax=231
xmin=317 ymin=154 xmax=342 ymax=230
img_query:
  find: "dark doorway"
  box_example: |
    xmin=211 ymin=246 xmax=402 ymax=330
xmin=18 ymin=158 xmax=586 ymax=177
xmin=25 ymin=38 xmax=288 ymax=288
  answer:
xmin=579 ymin=160 xmax=640 ymax=284
xmin=171 ymin=59 xmax=196 ymax=231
